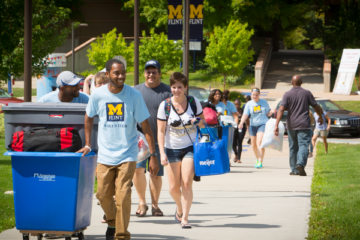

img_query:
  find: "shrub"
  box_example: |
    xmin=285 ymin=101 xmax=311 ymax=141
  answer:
xmin=229 ymin=91 xmax=246 ymax=102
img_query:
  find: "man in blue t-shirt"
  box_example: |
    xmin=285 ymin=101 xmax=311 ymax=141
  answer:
xmin=38 ymin=71 xmax=89 ymax=103
xmin=77 ymin=59 xmax=159 ymax=240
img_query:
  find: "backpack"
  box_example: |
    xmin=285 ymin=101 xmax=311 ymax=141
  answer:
xmin=203 ymin=107 xmax=218 ymax=125
xmin=164 ymin=96 xmax=197 ymax=120
xmin=9 ymin=127 xmax=82 ymax=152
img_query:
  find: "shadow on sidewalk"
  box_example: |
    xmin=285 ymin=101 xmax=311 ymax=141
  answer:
xmin=131 ymin=201 xmax=206 ymax=206
xmin=85 ymin=234 xmax=188 ymax=240
xmin=192 ymin=223 xmax=281 ymax=229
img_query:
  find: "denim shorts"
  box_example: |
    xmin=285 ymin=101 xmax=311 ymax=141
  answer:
xmin=136 ymin=144 xmax=164 ymax=176
xmin=165 ymin=146 xmax=194 ymax=163
xmin=249 ymin=124 xmax=266 ymax=137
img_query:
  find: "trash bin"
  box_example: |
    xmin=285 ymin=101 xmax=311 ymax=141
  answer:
xmin=2 ymin=103 xmax=99 ymax=152
xmin=200 ymin=125 xmax=234 ymax=158
xmin=4 ymin=151 xmax=97 ymax=232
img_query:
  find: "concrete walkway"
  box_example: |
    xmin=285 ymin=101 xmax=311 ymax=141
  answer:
xmin=262 ymin=50 xmax=325 ymax=92
xmin=0 ymin=136 xmax=315 ymax=240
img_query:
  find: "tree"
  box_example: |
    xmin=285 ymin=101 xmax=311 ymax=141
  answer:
xmin=204 ymin=20 xmax=254 ymax=91
xmin=87 ymin=28 xmax=134 ymax=71
xmin=281 ymin=27 xmax=309 ymax=50
xmin=139 ymin=29 xmax=182 ymax=73
xmin=320 ymin=0 xmax=360 ymax=69
xmin=0 ymin=0 xmax=75 ymax=82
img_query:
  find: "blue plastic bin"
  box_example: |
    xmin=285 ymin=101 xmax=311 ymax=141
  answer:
xmin=4 ymin=151 xmax=97 ymax=232
xmin=200 ymin=126 xmax=234 ymax=158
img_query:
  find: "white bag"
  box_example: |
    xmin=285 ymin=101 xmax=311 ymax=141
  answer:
xmin=260 ymin=118 xmax=285 ymax=152
xmin=220 ymin=115 xmax=237 ymax=128
xmin=137 ymin=131 xmax=150 ymax=162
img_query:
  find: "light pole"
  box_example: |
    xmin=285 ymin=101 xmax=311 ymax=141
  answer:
xmin=72 ymin=23 xmax=88 ymax=73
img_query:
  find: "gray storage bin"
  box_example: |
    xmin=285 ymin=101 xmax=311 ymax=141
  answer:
xmin=3 ymin=102 xmax=99 ymax=152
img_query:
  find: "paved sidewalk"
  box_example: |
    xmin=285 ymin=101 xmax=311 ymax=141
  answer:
xmin=0 ymin=136 xmax=314 ymax=240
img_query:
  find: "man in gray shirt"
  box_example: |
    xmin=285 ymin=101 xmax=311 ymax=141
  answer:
xmin=133 ymin=60 xmax=172 ymax=216
xmin=275 ymin=75 xmax=323 ymax=176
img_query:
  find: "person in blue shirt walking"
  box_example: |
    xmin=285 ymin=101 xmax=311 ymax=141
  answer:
xmin=238 ymin=88 xmax=274 ymax=168
xmin=222 ymin=90 xmax=238 ymax=123
xmin=38 ymin=71 xmax=89 ymax=103
xmin=207 ymin=89 xmax=226 ymax=116
xmin=312 ymin=110 xmax=331 ymax=154
xmin=77 ymin=59 xmax=159 ymax=240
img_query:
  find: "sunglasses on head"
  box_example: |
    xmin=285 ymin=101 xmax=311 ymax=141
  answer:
xmin=252 ymin=88 xmax=260 ymax=93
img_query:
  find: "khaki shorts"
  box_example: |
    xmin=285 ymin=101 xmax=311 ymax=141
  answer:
xmin=314 ymin=129 xmax=328 ymax=137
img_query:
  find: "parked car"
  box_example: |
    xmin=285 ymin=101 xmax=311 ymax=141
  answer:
xmin=188 ymin=87 xmax=210 ymax=102
xmin=0 ymin=88 xmax=24 ymax=113
xmin=272 ymin=98 xmax=360 ymax=137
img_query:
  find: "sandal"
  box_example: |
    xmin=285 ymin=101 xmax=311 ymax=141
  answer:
xmin=152 ymin=207 xmax=164 ymax=216
xmin=136 ymin=204 xmax=148 ymax=217
xmin=181 ymin=223 xmax=192 ymax=229
xmin=236 ymin=159 xmax=242 ymax=163
xmin=101 ymin=214 xmax=107 ymax=223
xmin=175 ymin=209 xmax=183 ymax=223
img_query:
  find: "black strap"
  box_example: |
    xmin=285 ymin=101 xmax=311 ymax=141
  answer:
xmin=171 ymin=100 xmax=194 ymax=144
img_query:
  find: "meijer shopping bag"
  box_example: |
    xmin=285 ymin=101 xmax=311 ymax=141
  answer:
xmin=260 ymin=118 xmax=285 ymax=152
xmin=193 ymin=125 xmax=230 ymax=176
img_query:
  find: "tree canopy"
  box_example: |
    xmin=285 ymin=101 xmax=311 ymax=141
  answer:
xmin=320 ymin=0 xmax=360 ymax=68
xmin=0 ymin=0 xmax=77 ymax=82
xmin=204 ymin=20 xmax=254 ymax=91
xmin=87 ymin=28 xmax=134 ymax=71
xmin=139 ymin=29 xmax=182 ymax=72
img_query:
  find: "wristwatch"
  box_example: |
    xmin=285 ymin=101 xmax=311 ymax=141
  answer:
xmin=149 ymin=152 xmax=158 ymax=157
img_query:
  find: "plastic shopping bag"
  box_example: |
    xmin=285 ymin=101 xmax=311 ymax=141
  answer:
xmin=260 ymin=118 xmax=285 ymax=152
xmin=220 ymin=115 xmax=237 ymax=128
xmin=137 ymin=131 xmax=150 ymax=162
xmin=193 ymin=125 xmax=230 ymax=176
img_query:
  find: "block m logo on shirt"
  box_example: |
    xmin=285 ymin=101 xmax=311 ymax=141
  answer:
xmin=253 ymin=105 xmax=261 ymax=114
xmin=106 ymin=102 xmax=125 ymax=121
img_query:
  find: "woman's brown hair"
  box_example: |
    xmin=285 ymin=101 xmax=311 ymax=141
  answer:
xmin=170 ymin=72 xmax=188 ymax=87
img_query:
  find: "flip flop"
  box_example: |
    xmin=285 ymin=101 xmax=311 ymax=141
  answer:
xmin=175 ymin=209 xmax=183 ymax=223
xmin=181 ymin=223 xmax=192 ymax=229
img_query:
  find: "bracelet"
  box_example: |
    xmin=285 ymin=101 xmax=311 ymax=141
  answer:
xmin=84 ymin=145 xmax=92 ymax=152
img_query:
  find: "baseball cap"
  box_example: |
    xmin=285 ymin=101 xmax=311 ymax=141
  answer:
xmin=56 ymin=71 xmax=83 ymax=87
xmin=145 ymin=60 xmax=161 ymax=70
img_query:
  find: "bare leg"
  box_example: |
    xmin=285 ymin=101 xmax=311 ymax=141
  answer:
xmin=133 ymin=168 xmax=147 ymax=214
xmin=251 ymin=136 xmax=259 ymax=160
xmin=322 ymin=136 xmax=328 ymax=153
xmin=312 ymin=135 xmax=318 ymax=152
xmin=166 ymin=162 xmax=183 ymax=217
xmin=180 ymin=158 xmax=194 ymax=224
xmin=256 ymin=132 xmax=265 ymax=163
xmin=149 ymin=175 xmax=162 ymax=209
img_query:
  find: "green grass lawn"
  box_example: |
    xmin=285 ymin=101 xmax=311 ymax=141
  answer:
xmin=335 ymin=101 xmax=360 ymax=113
xmin=1 ymin=88 xmax=36 ymax=98
xmin=308 ymin=143 xmax=360 ymax=239
xmin=0 ymin=138 xmax=15 ymax=233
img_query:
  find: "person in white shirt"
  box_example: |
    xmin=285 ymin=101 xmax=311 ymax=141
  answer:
xmin=157 ymin=72 xmax=205 ymax=229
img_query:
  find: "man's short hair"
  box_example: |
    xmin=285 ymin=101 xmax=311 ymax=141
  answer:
xmin=106 ymin=59 xmax=125 ymax=73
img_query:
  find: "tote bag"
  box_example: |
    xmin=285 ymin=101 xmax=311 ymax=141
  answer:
xmin=193 ymin=124 xmax=230 ymax=176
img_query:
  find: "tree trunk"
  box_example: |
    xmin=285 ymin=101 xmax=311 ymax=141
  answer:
xmin=223 ymin=74 xmax=226 ymax=92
